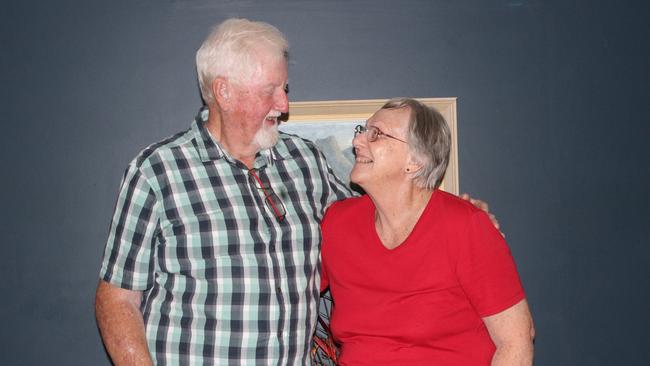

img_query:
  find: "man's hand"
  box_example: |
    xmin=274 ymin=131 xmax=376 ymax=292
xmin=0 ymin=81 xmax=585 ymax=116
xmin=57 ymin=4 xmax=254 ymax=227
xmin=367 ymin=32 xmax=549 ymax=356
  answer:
xmin=95 ymin=280 xmax=154 ymax=366
xmin=460 ymin=193 xmax=502 ymax=235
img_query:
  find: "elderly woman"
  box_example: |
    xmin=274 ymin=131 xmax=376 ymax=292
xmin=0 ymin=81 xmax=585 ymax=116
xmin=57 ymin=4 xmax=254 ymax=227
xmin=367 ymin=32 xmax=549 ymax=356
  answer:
xmin=320 ymin=98 xmax=535 ymax=365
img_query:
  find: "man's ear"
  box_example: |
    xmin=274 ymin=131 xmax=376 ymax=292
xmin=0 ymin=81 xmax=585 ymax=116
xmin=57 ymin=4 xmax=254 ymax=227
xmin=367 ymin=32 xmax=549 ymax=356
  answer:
xmin=212 ymin=77 xmax=230 ymax=110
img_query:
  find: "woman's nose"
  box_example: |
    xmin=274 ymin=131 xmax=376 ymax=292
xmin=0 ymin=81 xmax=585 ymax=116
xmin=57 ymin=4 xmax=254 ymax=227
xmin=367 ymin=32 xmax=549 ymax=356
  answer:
xmin=352 ymin=131 xmax=367 ymax=149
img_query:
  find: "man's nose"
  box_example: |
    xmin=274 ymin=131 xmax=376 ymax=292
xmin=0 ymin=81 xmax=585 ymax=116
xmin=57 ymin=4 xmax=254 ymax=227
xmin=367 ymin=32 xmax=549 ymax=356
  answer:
xmin=275 ymin=89 xmax=289 ymax=113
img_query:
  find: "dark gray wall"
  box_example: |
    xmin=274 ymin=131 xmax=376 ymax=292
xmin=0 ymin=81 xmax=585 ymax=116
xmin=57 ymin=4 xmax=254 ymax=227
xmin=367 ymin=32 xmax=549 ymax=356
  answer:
xmin=2 ymin=0 xmax=649 ymax=364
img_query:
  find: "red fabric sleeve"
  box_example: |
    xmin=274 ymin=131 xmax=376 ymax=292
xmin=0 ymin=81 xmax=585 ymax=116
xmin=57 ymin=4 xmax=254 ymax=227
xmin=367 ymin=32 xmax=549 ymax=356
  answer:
xmin=454 ymin=210 xmax=525 ymax=317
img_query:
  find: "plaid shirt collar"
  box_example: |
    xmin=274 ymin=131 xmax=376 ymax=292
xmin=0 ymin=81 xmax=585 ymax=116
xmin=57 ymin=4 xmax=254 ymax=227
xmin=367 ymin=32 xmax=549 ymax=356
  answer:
xmin=191 ymin=108 xmax=293 ymax=167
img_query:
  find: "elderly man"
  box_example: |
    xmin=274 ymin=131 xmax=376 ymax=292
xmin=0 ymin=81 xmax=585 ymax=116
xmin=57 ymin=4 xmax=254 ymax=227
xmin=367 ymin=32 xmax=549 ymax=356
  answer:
xmin=95 ymin=18 xmax=350 ymax=365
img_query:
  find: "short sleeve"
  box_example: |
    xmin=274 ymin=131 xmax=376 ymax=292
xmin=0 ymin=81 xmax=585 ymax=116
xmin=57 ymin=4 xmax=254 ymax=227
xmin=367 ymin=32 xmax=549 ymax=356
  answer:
xmin=454 ymin=211 xmax=525 ymax=317
xmin=99 ymin=163 xmax=160 ymax=290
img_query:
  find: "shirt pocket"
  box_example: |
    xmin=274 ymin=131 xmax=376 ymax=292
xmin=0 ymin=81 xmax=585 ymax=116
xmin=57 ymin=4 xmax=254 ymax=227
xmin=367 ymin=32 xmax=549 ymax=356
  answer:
xmin=157 ymin=207 xmax=265 ymax=276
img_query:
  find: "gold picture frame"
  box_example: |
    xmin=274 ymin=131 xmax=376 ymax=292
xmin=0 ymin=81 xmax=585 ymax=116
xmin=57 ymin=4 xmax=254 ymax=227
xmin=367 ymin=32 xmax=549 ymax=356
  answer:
xmin=281 ymin=98 xmax=459 ymax=195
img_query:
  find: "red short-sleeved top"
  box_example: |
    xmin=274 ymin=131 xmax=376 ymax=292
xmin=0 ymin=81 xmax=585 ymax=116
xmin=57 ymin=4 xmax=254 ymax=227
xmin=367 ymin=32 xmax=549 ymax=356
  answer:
xmin=321 ymin=190 xmax=525 ymax=365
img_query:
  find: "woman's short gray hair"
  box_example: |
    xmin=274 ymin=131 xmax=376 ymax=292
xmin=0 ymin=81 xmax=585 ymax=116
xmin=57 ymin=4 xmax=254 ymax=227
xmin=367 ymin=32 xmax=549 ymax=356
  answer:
xmin=195 ymin=18 xmax=289 ymax=104
xmin=382 ymin=98 xmax=451 ymax=190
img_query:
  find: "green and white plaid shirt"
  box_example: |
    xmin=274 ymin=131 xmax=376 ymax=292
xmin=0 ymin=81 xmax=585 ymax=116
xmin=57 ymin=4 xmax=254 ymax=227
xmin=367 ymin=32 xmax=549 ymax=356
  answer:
xmin=100 ymin=109 xmax=351 ymax=365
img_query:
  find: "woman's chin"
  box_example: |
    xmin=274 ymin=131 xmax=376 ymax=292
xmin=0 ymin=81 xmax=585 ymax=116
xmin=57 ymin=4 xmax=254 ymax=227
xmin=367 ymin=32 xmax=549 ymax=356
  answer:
xmin=349 ymin=168 xmax=366 ymax=187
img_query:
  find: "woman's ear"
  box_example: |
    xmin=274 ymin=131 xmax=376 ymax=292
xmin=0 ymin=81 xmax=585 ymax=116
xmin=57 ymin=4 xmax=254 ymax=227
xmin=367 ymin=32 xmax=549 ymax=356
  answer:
xmin=404 ymin=158 xmax=422 ymax=174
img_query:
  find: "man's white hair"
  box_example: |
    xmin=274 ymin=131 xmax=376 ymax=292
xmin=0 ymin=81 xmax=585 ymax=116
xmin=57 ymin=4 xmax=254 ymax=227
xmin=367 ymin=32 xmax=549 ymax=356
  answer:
xmin=196 ymin=18 xmax=289 ymax=105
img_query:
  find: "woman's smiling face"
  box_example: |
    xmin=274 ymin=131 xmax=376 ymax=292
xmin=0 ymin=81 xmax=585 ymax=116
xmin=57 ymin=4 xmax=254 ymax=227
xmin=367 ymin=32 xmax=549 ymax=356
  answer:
xmin=350 ymin=106 xmax=412 ymax=190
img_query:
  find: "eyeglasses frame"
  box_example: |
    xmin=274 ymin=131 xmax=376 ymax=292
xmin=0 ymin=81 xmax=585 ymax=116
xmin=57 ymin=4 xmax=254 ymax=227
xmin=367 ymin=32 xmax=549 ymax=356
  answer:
xmin=248 ymin=169 xmax=286 ymax=222
xmin=354 ymin=124 xmax=407 ymax=144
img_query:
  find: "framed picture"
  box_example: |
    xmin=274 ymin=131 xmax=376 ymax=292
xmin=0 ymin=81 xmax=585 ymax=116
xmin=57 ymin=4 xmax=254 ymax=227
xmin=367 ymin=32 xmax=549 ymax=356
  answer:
xmin=280 ymin=98 xmax=458 ymax=194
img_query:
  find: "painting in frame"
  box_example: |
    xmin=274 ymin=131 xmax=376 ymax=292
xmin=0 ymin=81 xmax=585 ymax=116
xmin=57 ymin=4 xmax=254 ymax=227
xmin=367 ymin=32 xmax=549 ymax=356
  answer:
xmin=279 ymin=98 xmax=459 ymax=195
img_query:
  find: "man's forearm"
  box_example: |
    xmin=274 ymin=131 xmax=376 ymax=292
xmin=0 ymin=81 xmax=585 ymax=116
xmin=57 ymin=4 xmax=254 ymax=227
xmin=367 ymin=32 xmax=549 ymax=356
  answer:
xmin=95 ymin=280 xmax=153 ymax=366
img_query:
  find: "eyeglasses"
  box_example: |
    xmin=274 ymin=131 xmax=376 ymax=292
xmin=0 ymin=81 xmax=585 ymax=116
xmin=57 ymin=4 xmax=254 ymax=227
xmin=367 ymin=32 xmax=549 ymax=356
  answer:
xmin=354 ymin=124 xmax=407 ymax=144
xmin=248 ymin=169 xmax=286 ymax=222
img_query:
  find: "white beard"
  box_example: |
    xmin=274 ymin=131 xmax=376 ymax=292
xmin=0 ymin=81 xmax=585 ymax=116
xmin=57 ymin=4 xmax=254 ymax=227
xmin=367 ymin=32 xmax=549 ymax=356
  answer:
xmin=253 ymin=121 xmax=279 ymax=150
